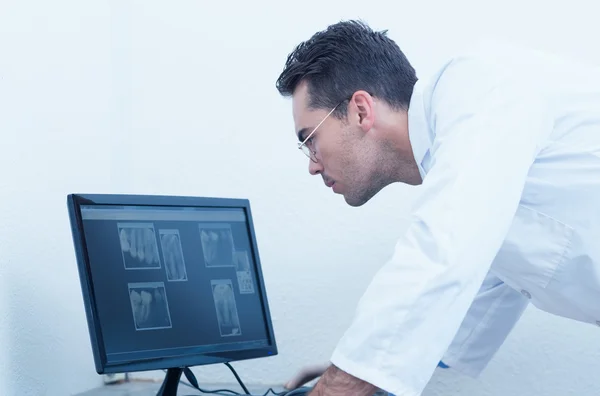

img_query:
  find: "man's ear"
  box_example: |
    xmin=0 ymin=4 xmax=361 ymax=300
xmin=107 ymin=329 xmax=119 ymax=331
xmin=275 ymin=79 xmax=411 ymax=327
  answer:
xmin=349 ymin=90 xmax=375 ymax=133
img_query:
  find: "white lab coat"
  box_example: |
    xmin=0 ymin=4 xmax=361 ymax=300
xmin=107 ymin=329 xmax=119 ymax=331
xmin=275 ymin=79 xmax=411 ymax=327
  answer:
xmin=330 ymin=40 xmax=600 ymax=396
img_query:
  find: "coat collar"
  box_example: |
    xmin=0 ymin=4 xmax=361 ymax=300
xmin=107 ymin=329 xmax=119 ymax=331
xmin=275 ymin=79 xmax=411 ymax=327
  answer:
xmin=407 ymin=79 xmax=433 ymax=180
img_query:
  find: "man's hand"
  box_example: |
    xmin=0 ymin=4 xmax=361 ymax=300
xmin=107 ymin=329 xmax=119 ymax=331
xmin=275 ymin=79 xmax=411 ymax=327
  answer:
xmin=308 ymin=364 xmax=379 ymax=396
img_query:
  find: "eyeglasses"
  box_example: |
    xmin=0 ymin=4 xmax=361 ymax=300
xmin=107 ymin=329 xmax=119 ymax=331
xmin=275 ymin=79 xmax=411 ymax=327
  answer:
xmin=297 ymin=103 xmax=340 ymax=163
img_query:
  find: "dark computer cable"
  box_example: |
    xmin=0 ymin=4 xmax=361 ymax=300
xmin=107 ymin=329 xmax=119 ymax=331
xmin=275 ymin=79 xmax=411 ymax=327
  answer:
xmin=174 ymin=363 xmax=312 ymax=396
xmin=219 ymin=363 xmax=312 ymax=396
xmin=163 ymin=368 xmax=240 ymax=395
xmin=185 ymin=367 xmax=242 ymax=395
xmin=223 ymin=362 xmax=312 ymax=396
xmin=224 ymin=362 xmax=251 ymax=394
xmin=169 ymin=364 xmax=251 ymax=396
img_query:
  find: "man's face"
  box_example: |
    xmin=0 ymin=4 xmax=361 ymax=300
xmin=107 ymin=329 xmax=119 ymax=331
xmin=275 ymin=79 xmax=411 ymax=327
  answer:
xmin=291 ymin=82 xmax=386 ymax=207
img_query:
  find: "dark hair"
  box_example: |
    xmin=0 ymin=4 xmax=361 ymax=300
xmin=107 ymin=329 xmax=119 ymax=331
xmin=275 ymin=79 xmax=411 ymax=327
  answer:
xmin=276 ymin=20 xmax=418 ymax=117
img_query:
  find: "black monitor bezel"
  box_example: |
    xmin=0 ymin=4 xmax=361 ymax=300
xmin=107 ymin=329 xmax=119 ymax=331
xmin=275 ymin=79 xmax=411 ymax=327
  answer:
xmin=66 ymin=193 xmax=278 ymax=374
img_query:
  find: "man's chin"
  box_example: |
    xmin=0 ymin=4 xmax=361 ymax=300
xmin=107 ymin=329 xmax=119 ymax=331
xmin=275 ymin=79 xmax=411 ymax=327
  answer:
xmin=342 ymin=193 xmax=370 ymax=207
xmin=341 ymin=185 xmax=384 ymax=207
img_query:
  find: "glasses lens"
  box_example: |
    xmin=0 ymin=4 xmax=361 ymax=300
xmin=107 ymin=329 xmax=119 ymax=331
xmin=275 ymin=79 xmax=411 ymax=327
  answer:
xmin=300 ymin=145 xmax=317 ymax=162
xmin=300 ymin=145 xmax=310 ymax=157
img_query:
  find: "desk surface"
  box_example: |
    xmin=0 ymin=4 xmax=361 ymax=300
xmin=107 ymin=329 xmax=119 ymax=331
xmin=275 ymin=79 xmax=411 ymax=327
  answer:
xmin=74 ymin=380 xmax=391 ymax=396
xmin=75 ymin=380 xmax=287 ymax=396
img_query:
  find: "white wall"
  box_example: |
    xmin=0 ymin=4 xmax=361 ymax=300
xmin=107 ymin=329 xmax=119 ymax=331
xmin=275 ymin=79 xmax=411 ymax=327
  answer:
xmin=1 ymin=1 xmax=114 ymax=395
xmin=1 ymin=1 xmax=599 ymax=395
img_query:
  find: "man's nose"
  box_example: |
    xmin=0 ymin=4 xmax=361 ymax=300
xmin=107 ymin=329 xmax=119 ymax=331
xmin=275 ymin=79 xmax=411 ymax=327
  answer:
xmin=308 ymin=159 xmax=323 ymax=175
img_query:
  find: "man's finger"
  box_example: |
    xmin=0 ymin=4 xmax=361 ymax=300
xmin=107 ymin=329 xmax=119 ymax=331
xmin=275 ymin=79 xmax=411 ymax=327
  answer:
xmin=284 ymin=364 xmax=330 ymax=389
xmin=285 ymin=374 xmax=314 ymax=390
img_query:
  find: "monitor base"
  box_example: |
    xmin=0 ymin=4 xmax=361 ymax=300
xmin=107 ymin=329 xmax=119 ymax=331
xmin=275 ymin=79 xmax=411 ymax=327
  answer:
xmin=156 ymin=367 xmax=183 ymax=396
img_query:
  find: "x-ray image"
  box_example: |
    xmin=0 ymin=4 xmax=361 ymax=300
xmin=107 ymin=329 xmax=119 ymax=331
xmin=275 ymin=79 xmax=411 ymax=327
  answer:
xmin=118 ymin=223 xmax=161 ymax=270
xmin=159 ymin=229 xmax=188 ymax=282
xmin=128 ymin=282 xmax=172 ymax=331
xmin=234 ymin=250 xmax=255 ymax=294
xmin=211 ymin=279 xmax=241 ymax=337
xmin=234 ymin=250 xmax=250 ymax=272
xmin=199 ymin=223 xmax=235 ymax=267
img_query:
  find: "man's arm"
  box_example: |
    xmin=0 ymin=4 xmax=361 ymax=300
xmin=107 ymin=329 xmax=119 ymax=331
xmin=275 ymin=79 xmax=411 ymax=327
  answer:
xmin=441 ymin=270 xmax=530 ymax=377
xmin=323 ymin=56 xmax=555 ymax=396
xmin=308 ymin=364 xmax=378 ymax=396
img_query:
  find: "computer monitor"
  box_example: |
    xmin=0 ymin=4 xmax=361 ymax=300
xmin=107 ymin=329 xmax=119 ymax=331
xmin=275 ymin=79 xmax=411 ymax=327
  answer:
xmin=67 ymin=193 xmax=278 ymax=395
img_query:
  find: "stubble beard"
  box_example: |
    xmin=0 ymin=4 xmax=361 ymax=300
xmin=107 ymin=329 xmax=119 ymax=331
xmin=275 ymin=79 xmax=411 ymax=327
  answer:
xmin=341 ymin=145 xmax=397 ymax=207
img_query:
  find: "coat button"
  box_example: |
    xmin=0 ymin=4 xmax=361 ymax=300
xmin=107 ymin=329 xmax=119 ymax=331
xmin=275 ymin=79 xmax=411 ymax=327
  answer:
xmin=521 ymin=290 xmax=531 ymax=299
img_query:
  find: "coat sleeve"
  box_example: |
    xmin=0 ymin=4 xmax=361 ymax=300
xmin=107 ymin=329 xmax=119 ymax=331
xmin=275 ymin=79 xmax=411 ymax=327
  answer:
xmin=329 ymin=56 xmax=554 ymax=396
xmin=440 ymin=270 xmax=530 ymax=377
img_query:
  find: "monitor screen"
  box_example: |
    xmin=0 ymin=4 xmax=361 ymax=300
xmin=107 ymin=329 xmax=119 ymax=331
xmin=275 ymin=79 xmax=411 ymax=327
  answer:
xmin=67 ymin=194 xmax=277 ymax=374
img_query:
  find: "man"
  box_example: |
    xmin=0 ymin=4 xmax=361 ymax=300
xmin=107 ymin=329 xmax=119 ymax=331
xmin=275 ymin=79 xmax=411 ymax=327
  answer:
xmin=275 ymin=20 xmax=600 ymax=396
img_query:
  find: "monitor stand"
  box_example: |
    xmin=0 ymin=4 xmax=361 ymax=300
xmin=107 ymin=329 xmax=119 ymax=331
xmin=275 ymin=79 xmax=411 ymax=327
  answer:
xmin=156 ymin=367 xmax=183 ymax=396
